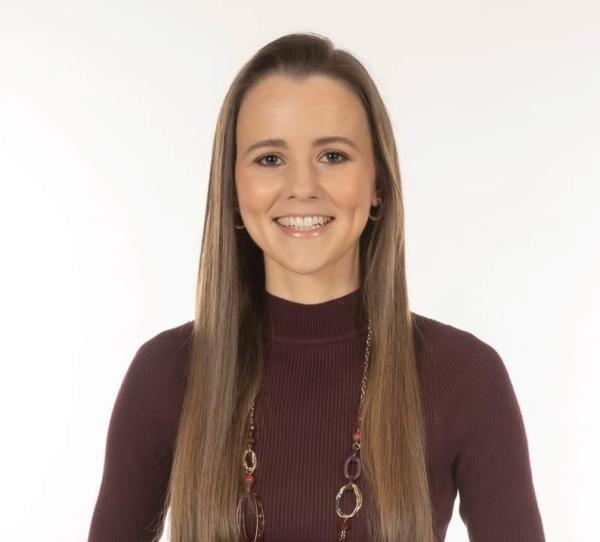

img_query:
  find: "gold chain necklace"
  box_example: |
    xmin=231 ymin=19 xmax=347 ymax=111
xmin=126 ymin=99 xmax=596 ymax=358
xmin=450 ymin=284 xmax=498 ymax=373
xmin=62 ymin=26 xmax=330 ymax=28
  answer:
xmin=236 ymin=321 xmax=372 ymax=541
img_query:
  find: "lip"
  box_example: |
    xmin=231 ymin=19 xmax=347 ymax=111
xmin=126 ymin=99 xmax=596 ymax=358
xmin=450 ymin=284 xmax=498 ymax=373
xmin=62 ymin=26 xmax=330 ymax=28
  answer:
xmin=273 ymin=217 xmax=336 ymax=238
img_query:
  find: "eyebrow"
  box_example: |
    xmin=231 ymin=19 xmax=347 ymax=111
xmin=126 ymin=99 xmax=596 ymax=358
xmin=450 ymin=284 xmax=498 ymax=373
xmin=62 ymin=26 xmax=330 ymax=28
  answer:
xmin=244 ymin=136 xmax=359 ymax=157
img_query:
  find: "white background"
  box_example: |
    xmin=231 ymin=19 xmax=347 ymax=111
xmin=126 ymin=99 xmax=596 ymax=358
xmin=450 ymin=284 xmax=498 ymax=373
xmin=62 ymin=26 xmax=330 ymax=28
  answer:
xmin=1 ymin=1 xmax=598 ymax=540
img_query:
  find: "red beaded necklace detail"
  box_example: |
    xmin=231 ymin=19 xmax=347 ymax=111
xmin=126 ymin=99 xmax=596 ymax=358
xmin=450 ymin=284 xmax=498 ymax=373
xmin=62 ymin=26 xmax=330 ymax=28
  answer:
xmin=236 ymin=322 xmax=372 ymax=541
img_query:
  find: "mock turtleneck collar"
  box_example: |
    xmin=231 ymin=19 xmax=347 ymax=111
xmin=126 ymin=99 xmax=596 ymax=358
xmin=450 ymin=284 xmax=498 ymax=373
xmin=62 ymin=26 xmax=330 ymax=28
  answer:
xmin=264 ymin=287 xmax=369 ymax=342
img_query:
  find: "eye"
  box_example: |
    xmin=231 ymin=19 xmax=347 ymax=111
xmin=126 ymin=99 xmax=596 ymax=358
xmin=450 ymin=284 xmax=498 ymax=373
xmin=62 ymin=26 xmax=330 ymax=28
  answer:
xmin=254 ymin=150 xmax=349 ymax=167
xmin=321 ymin=151 xmax=349 ymax=164
xmin=255 ymin=153 xmax=283 ymax=167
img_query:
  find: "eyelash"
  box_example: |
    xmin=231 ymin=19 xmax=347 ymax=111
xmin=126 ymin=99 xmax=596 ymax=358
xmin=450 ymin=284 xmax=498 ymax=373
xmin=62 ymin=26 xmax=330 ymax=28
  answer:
xmin=254 ymin=150 xmax=349 ymax=167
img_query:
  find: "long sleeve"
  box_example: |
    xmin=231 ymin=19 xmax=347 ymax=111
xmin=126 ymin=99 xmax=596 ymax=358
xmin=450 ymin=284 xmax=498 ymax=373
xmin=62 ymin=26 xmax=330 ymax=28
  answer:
xmin=88 ymin=343 xmax=173 ymax=542
xmin=453 ymin=344 xmax=545 ymax=541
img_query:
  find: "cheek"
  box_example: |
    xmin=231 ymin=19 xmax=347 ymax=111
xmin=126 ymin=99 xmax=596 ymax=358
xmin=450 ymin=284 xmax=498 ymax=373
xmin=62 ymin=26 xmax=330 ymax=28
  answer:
xmin=337 ymin=177 xmax=372 ymax=212
xmin=338 ymin=181 xmax=373 ymax=231
xmin=235 ymin=172 xmax=268 ymax=213
xmin=237 ymin=187 xmax=283 ymax=233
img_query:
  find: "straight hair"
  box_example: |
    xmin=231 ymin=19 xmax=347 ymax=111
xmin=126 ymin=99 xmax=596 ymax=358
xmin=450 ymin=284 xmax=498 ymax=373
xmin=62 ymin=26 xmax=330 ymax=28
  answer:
xmin=155 ymin=32 xmax=434 ymax=542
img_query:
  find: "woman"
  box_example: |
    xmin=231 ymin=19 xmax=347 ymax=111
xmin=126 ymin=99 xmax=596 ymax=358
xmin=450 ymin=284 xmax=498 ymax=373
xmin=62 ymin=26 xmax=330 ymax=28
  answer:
xmin=88 ymin=32 xmax=546 ymax=542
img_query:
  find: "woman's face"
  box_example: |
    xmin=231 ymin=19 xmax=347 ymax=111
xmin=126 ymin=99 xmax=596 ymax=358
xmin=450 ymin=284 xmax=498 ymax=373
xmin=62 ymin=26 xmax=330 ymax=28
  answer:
xmin=234 ymin=73 xmax=378 ymax=297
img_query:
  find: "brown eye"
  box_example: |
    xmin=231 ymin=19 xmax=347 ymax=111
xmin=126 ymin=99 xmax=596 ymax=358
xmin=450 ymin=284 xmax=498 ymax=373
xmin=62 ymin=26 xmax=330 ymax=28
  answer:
xmin=255 ymin=154 xmax=282 ymax=167
xmin=255 ymin=151 xmax=349 ymax=167
xmin=322 ymin=151 xmax=348 ymax=164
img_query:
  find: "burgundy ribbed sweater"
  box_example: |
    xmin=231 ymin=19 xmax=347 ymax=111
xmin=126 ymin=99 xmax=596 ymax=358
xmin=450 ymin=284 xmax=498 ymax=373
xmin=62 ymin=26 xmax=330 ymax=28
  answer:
xmin=88 ymin=288 xmax=545 ymax=541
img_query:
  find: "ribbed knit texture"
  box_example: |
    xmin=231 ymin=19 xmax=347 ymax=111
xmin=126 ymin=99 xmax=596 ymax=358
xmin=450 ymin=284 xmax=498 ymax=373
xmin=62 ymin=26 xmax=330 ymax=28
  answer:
xmin=88 ymin=288 xmax=545 ymax=541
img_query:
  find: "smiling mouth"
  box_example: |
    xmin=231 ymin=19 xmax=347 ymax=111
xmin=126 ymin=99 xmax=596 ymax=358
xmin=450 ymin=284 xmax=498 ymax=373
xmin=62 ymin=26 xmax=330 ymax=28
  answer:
xmin=272 ymin=217 xmax=336 ymax=227
xmin=271 ymin=216 xmax=335 ymax=221
xmin=272 ymin=217 xmax=336 ymax=236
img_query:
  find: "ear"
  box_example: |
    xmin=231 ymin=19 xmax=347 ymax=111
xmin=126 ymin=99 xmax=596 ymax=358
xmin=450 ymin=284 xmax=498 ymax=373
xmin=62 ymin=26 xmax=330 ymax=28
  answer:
xmin=371 ymin=189 xmax=380 ymax=207
xmin=371 ymin=178 xmax=381 ymax=207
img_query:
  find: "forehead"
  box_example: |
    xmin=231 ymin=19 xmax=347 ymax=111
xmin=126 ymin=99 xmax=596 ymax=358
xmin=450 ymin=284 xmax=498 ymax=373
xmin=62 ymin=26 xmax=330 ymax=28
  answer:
xmin=236 ymin=74 xmax=370 ymax=142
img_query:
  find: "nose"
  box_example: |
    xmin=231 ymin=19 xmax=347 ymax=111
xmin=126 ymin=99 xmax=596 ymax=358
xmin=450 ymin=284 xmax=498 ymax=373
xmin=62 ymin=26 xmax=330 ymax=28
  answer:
xmin=284 ymin=162 xmax=322 ymax=199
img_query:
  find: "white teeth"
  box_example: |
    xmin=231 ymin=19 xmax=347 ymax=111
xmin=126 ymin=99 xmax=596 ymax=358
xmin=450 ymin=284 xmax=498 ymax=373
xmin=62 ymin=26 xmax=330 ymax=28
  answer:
xmin=275 ymin=216 xmax=333 ymax=227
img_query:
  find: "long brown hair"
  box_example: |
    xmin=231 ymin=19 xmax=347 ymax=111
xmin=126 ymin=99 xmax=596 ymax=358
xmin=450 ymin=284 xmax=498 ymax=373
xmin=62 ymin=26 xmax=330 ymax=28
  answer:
xmin=156 ymin=32 xmax=434 ymax=542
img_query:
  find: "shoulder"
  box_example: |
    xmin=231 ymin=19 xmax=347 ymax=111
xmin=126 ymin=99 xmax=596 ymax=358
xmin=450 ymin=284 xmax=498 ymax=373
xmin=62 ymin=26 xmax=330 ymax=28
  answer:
xmin=411 ymin=310 xmax=506 ymax=381
xmin=136 ymin=320 xmax=193 ymax=366
xmin=130 ymin=320 xmax=194 ymax=377
xmin=122 ymin=320 xmax=194 ymax=415
xmin=411 ymin=311 xmax=519 ymax=441
xmin=411 ymin=311 xmax=513 ymax=416
xmin=111 ymin=320 xmax=194 ymax=448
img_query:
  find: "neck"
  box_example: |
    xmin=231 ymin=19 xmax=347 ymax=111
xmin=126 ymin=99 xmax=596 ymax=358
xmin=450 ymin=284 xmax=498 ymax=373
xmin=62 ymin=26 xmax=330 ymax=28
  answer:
xmin=264 ymin=286 xmax=369 ymax=343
